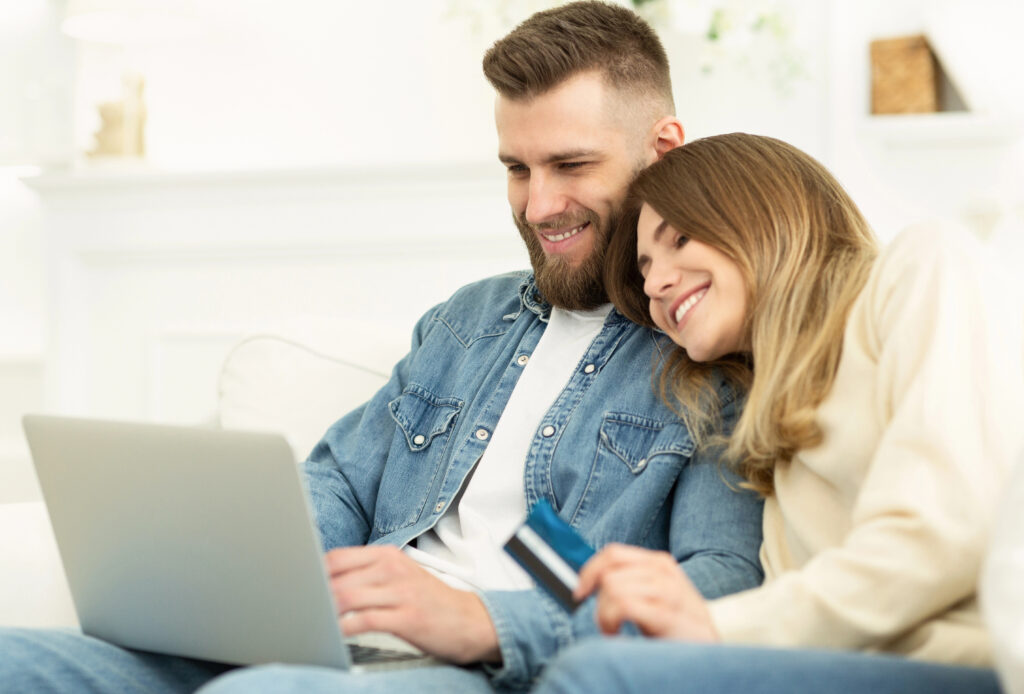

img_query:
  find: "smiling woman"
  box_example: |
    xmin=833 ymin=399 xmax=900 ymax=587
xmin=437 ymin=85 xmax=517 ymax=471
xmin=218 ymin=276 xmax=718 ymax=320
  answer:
xmin=635 ymin=204 xmax=749 ymax=362
xmin=532 ymin=132 xmax=1024 ymax=694
xmin=607 ymin=134 xmax=877 ymax=484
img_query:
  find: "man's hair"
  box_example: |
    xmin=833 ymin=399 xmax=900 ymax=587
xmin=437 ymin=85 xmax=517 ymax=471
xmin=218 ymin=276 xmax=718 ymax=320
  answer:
xmin=605 ymin=133 xmax=878 ymax=495
xmin=482 ymin=1 xmax=673 ymax=111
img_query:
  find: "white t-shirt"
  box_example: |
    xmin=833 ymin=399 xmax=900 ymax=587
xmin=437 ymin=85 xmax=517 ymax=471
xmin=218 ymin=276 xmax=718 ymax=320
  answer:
xmin=404 ymin=304 xmax=612 ymax=591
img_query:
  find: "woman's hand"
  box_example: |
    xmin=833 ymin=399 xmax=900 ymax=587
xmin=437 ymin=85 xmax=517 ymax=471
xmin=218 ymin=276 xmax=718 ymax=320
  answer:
xmin=575 ymin=543 xmax=720 ymax=642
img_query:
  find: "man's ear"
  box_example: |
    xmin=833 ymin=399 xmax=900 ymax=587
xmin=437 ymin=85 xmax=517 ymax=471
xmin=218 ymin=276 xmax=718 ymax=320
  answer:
xmin=650 ymin=117 xmax=685 ymax=159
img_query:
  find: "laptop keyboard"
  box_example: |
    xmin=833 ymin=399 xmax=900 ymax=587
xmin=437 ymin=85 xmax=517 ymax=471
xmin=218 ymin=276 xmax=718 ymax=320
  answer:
xmin=348 ymin=643 xmax=426 ymax=664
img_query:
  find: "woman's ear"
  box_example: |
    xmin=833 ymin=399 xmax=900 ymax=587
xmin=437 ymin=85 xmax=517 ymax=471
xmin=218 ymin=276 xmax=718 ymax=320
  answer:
xmin=651 ymin=117 xmax=685 ymax=159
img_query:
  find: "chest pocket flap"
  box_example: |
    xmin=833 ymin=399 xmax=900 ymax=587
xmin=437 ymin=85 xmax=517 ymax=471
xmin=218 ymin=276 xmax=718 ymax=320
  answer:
xmin=388 ymin=384 xmax=463 ymax=452
xmin=599 ymin=413 xmax=695 ymax=474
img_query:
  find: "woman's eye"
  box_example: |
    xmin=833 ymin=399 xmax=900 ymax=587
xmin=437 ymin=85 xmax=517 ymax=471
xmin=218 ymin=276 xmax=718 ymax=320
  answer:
xmin=674 ymin=234 xmax=688 ymax=248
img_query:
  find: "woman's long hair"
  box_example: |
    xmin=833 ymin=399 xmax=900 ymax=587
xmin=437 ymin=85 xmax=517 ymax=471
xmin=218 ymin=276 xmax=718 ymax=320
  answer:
xmin=605 ymin=133 xmax=878 ymax=495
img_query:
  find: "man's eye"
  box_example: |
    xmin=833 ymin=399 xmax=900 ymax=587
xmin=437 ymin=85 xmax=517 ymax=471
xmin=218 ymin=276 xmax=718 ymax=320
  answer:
xmin=507 ymin=164 xmax=528 ymax=176
xmin=559 ymin=161 xmax=587 ymax=170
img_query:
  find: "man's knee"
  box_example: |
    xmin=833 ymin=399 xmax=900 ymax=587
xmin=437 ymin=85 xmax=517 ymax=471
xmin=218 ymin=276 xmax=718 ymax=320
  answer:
xmin=536 ymin=638 xmax=635 ymax=694
xmin=0 ymin=628 xmax=92 ymax=692
xmin=198 ymin=664 xmax=344 ymax=694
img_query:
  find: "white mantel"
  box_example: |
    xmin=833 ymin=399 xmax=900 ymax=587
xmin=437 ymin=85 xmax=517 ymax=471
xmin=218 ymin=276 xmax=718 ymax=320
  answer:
xmin=23 ymin=163 xmax=528 ymax=426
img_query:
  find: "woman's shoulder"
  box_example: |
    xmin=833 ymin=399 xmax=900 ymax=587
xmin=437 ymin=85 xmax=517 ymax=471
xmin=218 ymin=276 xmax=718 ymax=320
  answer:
xmin=866 ymin=222 xmax=994 ymax=316
xmin=859 ymin=220 xmax=1019 ymax=347
xmin=875 ymin=221 xmax=983 ymax=279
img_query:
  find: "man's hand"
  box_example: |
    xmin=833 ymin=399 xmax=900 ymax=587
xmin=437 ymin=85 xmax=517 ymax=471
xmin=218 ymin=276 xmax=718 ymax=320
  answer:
xmin=325 ymin=545 xmax=501 ymax=664
xmin=574 ymin=543 xmax=720 ymax=642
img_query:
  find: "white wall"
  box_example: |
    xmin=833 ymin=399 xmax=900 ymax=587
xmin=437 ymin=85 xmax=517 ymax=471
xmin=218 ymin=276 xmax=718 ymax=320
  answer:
xmin=3 ymin=0 xmax=1022 ymax=505
xmin=75 ymin=0 xmax=503 ymax=169
xmin=826 ymin=0 xmax=1024 ymax=246
xmin=0 ymin=0 xmax=72 ymax=502
xmin=70 ymin=0 xmax=834 ymax=169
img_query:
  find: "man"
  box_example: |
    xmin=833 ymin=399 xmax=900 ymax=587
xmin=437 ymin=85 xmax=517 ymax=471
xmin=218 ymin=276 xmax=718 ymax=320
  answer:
xmin=0 ymin=3 xmax=762 ymax=693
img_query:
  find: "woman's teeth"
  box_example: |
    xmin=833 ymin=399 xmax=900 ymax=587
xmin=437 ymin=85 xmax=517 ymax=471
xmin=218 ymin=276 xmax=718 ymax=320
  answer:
xmin=542 ymin=223 xmax=587 ymax=242
xmin=674 ymin=288 xmax=708 ymax=324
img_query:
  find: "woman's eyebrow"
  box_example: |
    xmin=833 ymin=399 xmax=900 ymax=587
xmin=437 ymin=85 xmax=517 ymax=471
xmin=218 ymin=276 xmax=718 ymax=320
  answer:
xmin=637 ymin=220 xmax=671 ymax=274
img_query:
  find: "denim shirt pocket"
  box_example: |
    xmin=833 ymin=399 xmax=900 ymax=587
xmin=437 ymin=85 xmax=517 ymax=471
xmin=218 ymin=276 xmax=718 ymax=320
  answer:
xmin=388 ymin=384 xmax=463 ymax=452
xmin=599 ymin=412 xmax=695 ymax=473
xmin=562 ymin=413 xmax=696 ymax=539
xmin=375 ymin=384 xmax=463 ymax=535
xmin=566 ymin=413 xmax=695 ymax=532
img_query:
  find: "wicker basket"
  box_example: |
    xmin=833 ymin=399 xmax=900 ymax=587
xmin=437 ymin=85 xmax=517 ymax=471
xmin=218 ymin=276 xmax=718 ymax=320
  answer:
xmin=870 ymin=34 xmax=940 ymax=114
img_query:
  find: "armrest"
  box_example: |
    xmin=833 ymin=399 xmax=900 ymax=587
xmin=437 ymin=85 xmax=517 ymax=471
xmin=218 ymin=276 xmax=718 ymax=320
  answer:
xmin=0 ymin=501 xmax=78 ymax=628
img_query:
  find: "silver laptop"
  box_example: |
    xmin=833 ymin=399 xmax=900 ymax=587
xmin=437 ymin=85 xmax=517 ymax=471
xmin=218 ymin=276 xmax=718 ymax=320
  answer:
xmin=22 ymin=414 xmax=437 ymax=671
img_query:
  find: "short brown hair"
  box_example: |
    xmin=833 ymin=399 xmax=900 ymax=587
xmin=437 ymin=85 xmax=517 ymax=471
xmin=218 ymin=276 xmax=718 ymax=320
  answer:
xmin=482 ymin=1 xmax=673 ymax=110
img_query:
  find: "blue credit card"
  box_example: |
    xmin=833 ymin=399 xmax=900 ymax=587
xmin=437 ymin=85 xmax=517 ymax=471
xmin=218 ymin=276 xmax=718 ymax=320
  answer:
xmin=504 ymin=499 xmax=595 ymax=610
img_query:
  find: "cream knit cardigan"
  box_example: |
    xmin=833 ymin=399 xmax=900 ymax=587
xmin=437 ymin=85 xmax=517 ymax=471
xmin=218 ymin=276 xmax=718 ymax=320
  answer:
xmin=708 ymin=224 xmax=1024 ymax=666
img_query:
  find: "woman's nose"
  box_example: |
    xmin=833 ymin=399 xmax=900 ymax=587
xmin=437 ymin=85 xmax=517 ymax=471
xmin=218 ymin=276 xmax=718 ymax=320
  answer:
xmin=644 ymin=260 xmax=679 ymax=299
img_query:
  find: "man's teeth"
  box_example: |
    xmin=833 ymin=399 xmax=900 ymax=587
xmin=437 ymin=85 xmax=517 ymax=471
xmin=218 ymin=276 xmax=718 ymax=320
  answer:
xmin=674 ymin=288 xmax=708 ymax=324
xmin=542 ymin=223 xmax=586 ymax=242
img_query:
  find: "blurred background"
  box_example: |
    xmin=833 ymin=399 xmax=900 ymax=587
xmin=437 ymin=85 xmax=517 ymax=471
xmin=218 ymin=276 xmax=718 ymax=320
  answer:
xmin=2 ymin=0 xmax=1022 ymax=502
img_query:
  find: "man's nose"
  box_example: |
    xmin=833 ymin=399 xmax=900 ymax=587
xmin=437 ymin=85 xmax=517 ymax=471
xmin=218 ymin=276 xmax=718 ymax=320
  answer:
xmin=524 ymin=173 xmax=568 ymax=225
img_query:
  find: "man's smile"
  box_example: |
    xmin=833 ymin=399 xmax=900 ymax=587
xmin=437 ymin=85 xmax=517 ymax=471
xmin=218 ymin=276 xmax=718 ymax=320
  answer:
xmin=539 ymin=221 xmax=589 ymax=243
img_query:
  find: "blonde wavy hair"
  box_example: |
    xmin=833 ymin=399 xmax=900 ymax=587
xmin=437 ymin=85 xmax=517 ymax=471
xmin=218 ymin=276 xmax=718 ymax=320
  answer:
xmin=605 ymin=133 xmax=878 ymax=495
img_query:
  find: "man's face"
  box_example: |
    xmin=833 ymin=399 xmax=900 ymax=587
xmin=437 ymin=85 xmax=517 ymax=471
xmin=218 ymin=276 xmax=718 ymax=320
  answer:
xmin=495 ymin=72 xmax=649 ymax=310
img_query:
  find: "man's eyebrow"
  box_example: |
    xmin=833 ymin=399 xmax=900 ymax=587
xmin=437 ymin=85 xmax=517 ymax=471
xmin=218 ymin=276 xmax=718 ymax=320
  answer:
xmin=497 ymin=149 xmax=602 ymax=165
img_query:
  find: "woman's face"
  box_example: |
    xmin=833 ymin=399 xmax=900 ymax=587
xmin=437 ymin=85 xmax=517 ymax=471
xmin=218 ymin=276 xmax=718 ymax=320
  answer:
xmin=636 ymin=203 xmax=749 ymax=362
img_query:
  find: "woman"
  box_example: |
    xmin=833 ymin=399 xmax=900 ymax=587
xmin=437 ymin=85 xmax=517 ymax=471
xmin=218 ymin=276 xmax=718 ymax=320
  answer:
xmin=532 ymin=134 xmax=1024 ymax=693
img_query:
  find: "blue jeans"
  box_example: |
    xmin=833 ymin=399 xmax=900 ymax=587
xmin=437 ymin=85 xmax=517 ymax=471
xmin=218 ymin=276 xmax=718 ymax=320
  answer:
xmin=0 ymin=628 xmax=504 ymax=694
xmin=531 ymin=637 xmax=1001 ymax=694
xmin=0 ymin=628 xmax=230 ymax=693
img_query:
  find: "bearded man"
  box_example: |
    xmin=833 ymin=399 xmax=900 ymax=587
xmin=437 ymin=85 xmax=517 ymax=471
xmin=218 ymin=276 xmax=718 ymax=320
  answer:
xmin=0 ymin=3 xmax=762 ymax=693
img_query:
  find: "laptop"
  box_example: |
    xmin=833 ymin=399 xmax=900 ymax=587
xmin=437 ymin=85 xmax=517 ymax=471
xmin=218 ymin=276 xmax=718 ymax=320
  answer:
xmin=22 ymin=414 xmax=438 ymax=671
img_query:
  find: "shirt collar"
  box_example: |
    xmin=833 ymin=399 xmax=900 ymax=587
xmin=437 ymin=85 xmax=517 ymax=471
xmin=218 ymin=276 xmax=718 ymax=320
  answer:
xmin=511 ymin=274 xmax=630 ymax=326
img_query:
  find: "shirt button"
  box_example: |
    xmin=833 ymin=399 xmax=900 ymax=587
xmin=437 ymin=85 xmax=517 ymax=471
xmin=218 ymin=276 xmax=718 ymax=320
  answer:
xmin=517 ymin=355 xmax=530 ymax=366
xmin=435 ymin=501 xmax=446 ymax=513
xmin=541 ymin=425 xmax=556 ymax=438
xmin=583 ymin=364 xmax=595 ymax=374
xmin=413 ymin=434 xmax=426 ymax=445
xmin=475 ymin=428 xmax=490 ymax=441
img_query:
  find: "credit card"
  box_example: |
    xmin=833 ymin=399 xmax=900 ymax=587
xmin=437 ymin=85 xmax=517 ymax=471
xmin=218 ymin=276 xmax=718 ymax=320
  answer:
xmin=504 ymin=499 xmax=595 ymax=610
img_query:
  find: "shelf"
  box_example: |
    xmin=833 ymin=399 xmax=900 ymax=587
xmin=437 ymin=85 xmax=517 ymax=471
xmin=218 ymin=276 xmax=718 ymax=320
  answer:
xmin=859 ymin=112 xmax=1024 ymax=147
xmin=19 ymin=161 xmax=504 ymax=195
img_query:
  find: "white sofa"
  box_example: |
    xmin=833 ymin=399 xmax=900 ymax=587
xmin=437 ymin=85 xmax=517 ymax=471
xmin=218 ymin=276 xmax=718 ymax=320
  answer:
xmin=5 ymin=331 xmax=1021 ymax=690
xmin=0 ymin=332 xmax=396 ymax=630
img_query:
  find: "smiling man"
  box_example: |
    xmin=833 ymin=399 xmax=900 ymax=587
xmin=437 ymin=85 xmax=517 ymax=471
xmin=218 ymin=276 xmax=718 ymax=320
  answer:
xmin=494 ymin=29 xmax=682 ymax=312
xmin=0 ymin=3 xmax=763 ymax=694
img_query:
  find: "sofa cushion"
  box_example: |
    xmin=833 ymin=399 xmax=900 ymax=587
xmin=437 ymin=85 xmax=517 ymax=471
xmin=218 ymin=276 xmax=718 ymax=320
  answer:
xmin=217 ymin=335 xmax=390 ymax=462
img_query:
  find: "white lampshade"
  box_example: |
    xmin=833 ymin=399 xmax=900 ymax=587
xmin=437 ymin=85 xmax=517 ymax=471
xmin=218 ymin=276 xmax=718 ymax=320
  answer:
xmin=62 ymin=0 xmax=201 ymax=44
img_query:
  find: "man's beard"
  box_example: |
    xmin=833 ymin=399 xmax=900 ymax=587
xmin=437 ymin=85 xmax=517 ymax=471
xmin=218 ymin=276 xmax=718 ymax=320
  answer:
xmin=514 ymin=208 xmax=614 ymax=311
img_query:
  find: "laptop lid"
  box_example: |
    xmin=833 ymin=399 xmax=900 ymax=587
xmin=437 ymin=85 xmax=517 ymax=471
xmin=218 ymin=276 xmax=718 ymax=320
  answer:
xmin=23 ymin=414 xmax=351 ymax=669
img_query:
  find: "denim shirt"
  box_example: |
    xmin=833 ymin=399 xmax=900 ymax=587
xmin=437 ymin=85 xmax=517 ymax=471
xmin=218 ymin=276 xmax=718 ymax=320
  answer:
xmin=302 ymin=271 xmax=763 ymax=689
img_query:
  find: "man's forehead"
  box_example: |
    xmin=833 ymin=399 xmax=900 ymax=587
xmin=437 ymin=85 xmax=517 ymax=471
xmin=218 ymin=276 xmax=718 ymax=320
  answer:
xmin=494 ymin=76 xmax=632 ymax=160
